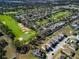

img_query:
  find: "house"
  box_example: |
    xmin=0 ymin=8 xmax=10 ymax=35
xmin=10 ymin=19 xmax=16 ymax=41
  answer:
xmin=32 ymin=49 xmax=46 ymax=59
xmin=45 ymin=45 xmax=53 ymax=52
xmin=32 ymin=49 xmax=41 ymax=57
xmin=71 ymin=21 xmax=79 ymax=30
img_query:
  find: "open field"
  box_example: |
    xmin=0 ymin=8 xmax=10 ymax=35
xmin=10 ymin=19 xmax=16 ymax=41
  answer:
xmin=73 ymin=49 xmax=79 ymax=59
xmin=0 ymin=15 xmax=23 ymax=37
xmin=51 ymin=10 xmax=71 ymax=22
xmin=53 ymin=49 xmax=62 ymax=59
xmin=16 ymin=50 xmax=39 ymax=59
xmin=17 ymin=30 xmax=36 ymax=45
xmin=0 ymin=15 xmax=36 ymax=44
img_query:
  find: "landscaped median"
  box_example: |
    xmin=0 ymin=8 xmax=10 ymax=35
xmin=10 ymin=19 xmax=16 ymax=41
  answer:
xmin=0 ymin=15 xmax=36 ymax=46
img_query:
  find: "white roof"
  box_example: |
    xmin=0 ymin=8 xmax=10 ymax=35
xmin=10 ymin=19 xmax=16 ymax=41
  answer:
xmin=19 ymin=37 xmax=23 ymax=41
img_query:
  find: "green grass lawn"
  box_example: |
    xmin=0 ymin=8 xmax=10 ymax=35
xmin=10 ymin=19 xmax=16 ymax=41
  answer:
xmin=0 ymin=15 xmax=23 ymax=37
xmin=3 ymin=12 xmax=17 ymax=15
xmin=0 ymin=15 xmax=36 ymax=44
xmin=36 ymin=19 xmax=48 ymax=26
xmin=18 ymin=30 xmax=36 ymax=45
xmin=73 ymin=49 xmax=79 ymax=59
xmin=51 ymin=10 xmax=71 ymax=22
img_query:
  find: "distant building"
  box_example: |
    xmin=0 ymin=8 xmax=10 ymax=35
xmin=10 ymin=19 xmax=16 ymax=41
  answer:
xmin=71 ymin=21 xmax=79 ymax=30
xmin=32 ymin=49 xmax=46 ymax=59
xmin=32 ymin=49 xmax=41 ymax=57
